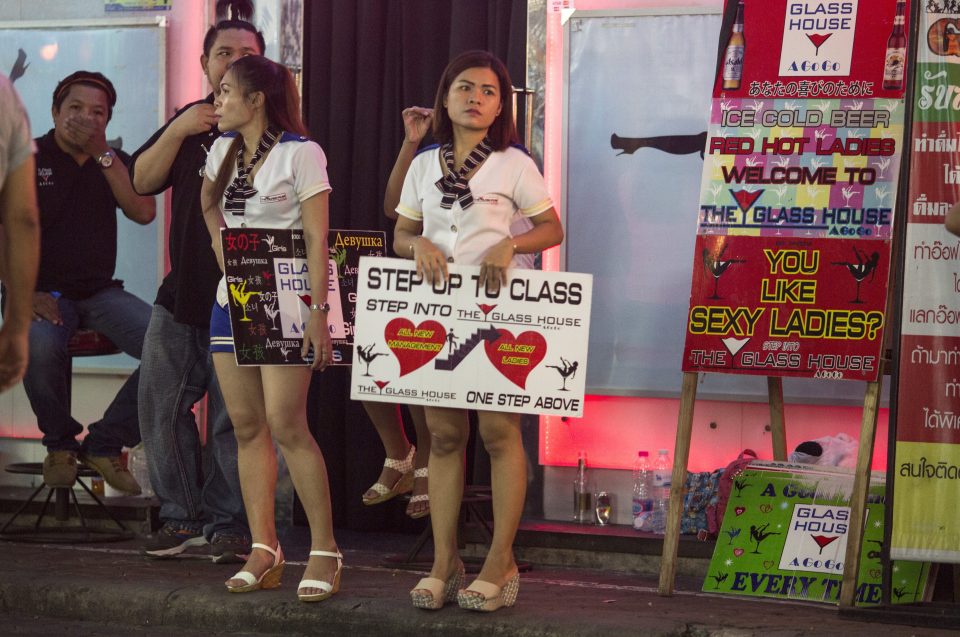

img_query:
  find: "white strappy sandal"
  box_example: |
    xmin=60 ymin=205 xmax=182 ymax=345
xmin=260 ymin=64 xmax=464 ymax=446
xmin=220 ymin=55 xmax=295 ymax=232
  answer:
xmin=297 ymin=549 xmax=343 ymax=602
xmin=362 ymin=445 xmax=415 ymax=505
xmin=405 ymin=467 xmax=430 ymax=519
xmin=225 ymin=543 xmax=284 ymax=593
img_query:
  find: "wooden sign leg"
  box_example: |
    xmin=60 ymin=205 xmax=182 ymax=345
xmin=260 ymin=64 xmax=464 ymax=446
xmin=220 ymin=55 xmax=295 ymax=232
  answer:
xmin=767 ymin=376 xmax=787 ymax=461
xmin=658 ymin=371 xmax=698 ymax=596
xmin=838 ymin=367 xmax=884 ymax=607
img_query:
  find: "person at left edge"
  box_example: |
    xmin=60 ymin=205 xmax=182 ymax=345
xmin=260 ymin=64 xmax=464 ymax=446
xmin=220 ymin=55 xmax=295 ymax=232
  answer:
xmin=130 ymin=15 xmax=264 ymax=565
xmin=21 ymin=71 xmax=155 ymax=494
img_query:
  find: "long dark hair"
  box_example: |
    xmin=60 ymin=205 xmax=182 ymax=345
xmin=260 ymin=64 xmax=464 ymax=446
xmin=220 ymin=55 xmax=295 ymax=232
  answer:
xmin=431 ymin=50 xmax=519 ymax=151
xmin=208 ymin=56 xmax=308 ymax=213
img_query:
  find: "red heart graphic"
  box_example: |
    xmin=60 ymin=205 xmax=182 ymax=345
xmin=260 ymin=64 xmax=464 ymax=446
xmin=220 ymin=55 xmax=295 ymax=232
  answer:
xmin=298 ymin=294 xmax=311 ymax=307
xmin=733 ymin=548 xmax=744 ymax=557
xmin=384 ymin=318 xmax=446 ymax=377
xmin=806 ymin=33 xmax=832 ymax=52
xmin=478 ymin=303 xmax=497 ymax=316
xmin=483 ymin=329 xmax=547 ymax=389
xmin=730 ymin=189 xmax=764 ymax=213
xmin=734 ymin=506 xmax=746 ymax=516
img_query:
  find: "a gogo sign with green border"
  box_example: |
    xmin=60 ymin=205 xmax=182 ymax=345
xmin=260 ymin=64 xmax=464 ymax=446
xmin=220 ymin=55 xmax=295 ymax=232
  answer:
xmin=703 ymin=461 xmax=929 ymax=606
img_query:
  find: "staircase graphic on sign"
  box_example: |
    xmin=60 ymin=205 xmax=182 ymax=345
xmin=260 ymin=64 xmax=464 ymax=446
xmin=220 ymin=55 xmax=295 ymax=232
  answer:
xmin=434 ymin=325 xmax=501 ymax=371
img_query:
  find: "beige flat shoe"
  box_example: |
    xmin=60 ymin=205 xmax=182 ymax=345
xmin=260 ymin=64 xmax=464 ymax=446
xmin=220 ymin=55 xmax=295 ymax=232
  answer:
xmin=410 ymin=561 xmax=465 ymax=610
xmin=457 ymin=569 xmax=520 ymax=612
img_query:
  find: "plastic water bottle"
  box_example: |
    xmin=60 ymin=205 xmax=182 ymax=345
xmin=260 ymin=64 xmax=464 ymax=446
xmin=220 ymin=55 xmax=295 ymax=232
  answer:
xmin=651 ymin=448 xmax=673 ymax=534
xmin=631 ymin=451 xmax=654 ymax=530
xmin=127 ymin=443 xmax=154 ymax=498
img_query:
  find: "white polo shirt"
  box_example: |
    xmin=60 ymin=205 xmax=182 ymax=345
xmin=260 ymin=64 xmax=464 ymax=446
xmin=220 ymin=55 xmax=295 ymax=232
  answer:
xmin=396 ymin=145 xmax=552 ymax=267
xmin=205 ymin=132 xmax=332 ymax=304
xmin=205 ymin=132 xmax=332 ymax=231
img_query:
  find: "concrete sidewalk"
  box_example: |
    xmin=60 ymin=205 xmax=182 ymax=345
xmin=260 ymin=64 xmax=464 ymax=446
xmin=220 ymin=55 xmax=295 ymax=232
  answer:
xmin=0 ymin=528 xmax=953 ymax=637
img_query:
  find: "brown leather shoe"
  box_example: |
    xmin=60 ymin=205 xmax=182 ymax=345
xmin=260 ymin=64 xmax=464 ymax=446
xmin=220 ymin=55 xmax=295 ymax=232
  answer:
xmin=42 ymin=450 xmax=78 ymax=488
xmin=79 ymin=453 xmax=141 ymax=495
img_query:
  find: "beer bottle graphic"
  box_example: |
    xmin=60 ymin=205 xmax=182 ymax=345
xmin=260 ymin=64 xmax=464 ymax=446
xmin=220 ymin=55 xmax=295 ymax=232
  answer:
xmin=882 ymin=0 xmax=907 ymax=91
xmin=722 ymin=0 xmax=745 ymax=90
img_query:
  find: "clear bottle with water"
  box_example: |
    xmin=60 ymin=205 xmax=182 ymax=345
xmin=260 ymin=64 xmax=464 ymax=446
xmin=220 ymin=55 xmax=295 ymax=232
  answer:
xmin=631 ymin=451 xmax=654 ymax=530
xmin=650 ymin=448 xmax=673 ymax=534
xmin=127 ymin=443 xmax=154 ymax=498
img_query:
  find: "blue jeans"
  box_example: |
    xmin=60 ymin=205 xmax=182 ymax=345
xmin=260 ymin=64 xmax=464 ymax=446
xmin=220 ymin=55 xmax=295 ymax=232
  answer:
xmin=138 ymin=304 xmax=248 ymax=540
xmin=22 ymin=286 xmax=150 ymax=456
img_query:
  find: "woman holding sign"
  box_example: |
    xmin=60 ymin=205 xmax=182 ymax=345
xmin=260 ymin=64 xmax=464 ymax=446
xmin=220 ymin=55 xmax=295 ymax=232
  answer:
xmin=200 ymin=55 xmax=341 ymax=602
xmin=393 ymin=50 xmax=563 ymax=612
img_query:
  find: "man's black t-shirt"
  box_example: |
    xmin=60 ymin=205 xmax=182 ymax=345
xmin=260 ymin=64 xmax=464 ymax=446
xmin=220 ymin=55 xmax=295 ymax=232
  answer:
xmin=130 ymin=96 xmax=223 ymax=328
xmin=34 ymin=130 xmax=129 ymax=300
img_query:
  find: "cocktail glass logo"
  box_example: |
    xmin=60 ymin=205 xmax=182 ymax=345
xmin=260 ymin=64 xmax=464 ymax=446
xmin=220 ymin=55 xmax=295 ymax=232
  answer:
xmin=779 ymin=1 xmax=859 ymax=77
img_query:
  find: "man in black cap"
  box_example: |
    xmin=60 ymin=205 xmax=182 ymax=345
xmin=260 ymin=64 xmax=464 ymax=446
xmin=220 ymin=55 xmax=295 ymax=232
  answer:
xmin=23 ymin=70 xmax=155 ymax=494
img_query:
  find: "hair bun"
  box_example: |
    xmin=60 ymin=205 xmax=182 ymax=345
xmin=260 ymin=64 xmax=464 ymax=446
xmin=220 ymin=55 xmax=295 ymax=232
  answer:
xmin=216 ymin=0 xmax=254 ymax=21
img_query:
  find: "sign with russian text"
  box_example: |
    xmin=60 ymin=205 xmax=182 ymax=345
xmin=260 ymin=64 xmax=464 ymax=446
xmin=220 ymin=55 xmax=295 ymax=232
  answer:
xmin=892 ymin=4 xmax=960 ymax=563
xmin=221 ymin=228 xmax=386 ymax=366
xmin=714 ymin=0 xmax=911 ymax=100
xmin=704 ymin=461 xmax=930 ymax=606
xmin=350 ymin=257 xmax=592 ymax=417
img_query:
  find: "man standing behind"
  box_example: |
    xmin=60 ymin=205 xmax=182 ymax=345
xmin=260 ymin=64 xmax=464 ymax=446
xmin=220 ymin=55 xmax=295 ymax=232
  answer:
xmin=130 ymin=17 xmax=263 ymax=562
xmin=26 ymin=71 xmax=155 ymax=494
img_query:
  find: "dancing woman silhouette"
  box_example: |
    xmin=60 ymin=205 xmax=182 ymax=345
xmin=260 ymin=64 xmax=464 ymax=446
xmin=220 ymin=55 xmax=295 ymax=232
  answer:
xmin=546 ymin=357 xmax=579 ymax=391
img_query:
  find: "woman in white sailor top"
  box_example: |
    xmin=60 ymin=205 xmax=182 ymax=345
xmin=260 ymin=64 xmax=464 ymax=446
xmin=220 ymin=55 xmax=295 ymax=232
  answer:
xmin=393 ymin=50 xmax=564 ymax=612
xmin=200 ymin=55 xmax=340 ymax=602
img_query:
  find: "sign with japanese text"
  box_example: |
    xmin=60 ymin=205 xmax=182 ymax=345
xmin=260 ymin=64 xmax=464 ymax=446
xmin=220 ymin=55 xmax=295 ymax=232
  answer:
xmin=220 ymin=228 xmax=386 ymax=366
xmin=892 ymin=4 xmax=960 ymax=563
xmin=714 ymin=0 xmax=911 ymax=100
xmin=350 ymin=257 xmax=592 ymax=417
xmin=684 ymin=0 xmax=909 ymax=382
xmin=704 ymin=461 xmax=930 ymax=606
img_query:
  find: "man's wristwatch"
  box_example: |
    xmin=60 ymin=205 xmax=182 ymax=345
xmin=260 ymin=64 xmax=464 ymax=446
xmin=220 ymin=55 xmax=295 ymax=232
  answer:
xmin=309 ymin=302 xmax=330 ymax=312
xmin=96 ymin=150 xmax=115 ymax=169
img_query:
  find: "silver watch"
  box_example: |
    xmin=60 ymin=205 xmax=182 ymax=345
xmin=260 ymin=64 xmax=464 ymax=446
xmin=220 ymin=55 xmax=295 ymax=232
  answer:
xmin=96 ymin=150 xmax=115 ymax=169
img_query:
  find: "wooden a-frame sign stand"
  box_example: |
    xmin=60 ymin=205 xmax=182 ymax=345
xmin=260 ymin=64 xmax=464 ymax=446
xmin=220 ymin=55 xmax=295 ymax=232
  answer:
xmin=656 ymin=367 xmax=888 ymax=608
